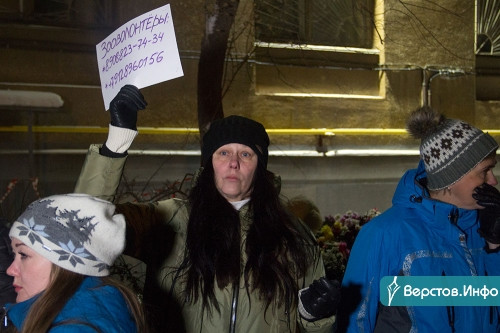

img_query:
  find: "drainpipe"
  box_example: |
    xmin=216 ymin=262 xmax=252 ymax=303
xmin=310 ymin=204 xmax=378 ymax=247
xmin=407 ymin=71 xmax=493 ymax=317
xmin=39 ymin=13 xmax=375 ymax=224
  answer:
xmin=422 ymin=67 xmax=467 ymax=107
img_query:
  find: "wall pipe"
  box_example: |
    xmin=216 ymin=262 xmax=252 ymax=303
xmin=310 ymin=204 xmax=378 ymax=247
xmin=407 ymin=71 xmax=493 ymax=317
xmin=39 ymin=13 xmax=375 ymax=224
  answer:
xmin=1 ymin=125 xmax=499 ymax=136
xmin=0 ymin=125 xmax=406 ymax=136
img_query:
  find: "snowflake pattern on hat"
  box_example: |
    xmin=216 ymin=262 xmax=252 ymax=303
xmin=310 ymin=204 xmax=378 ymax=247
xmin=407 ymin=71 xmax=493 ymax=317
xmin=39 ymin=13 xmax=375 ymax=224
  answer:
xmin=14 ymin=199 xmax=103 ymax=270
xmin=10 ymin=194 xmax=126 ymax=276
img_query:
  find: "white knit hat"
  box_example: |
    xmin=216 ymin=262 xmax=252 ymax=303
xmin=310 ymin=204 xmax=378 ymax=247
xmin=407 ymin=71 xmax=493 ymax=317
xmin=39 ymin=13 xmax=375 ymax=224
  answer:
xmin=9 ymin=193 xmax=125 ymax=276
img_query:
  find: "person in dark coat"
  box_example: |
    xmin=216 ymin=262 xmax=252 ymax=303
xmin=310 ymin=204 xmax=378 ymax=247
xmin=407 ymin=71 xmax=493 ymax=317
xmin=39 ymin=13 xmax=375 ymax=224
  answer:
xmin=0 ymin=219 xmax=16 ymax=307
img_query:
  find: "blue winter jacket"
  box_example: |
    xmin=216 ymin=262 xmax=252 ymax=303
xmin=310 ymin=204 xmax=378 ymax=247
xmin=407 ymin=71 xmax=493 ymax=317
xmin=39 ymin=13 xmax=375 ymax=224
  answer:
xmin=340 ymin=161 xmax=500 ymax=333
xmin=5 ymin=276 xmax=137 ymax=332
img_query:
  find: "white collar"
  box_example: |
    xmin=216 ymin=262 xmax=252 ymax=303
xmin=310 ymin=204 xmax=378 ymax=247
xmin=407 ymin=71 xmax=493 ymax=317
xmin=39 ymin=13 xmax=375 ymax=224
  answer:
xmin=230 ymin=198 xmax=250 ymax=211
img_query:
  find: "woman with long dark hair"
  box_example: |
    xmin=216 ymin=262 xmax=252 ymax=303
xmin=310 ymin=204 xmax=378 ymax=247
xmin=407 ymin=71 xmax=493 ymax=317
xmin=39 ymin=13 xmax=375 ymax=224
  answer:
xmin=74 ymin=85 xmax=339 ymax=333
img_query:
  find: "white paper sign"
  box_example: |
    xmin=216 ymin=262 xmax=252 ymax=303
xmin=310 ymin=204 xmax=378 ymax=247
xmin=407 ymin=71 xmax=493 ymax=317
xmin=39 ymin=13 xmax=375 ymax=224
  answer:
xmin=96 ymin=4 xmax=184 ymax=110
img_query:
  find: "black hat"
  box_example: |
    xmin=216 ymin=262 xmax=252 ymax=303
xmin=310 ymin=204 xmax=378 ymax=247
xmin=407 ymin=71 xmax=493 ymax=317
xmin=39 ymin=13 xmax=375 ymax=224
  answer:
xmin=202 ymin=115 xmax=270 ymax=167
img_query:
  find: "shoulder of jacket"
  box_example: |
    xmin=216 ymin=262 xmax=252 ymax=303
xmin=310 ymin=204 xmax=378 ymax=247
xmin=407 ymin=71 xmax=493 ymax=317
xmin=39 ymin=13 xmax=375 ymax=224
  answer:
xmin=154 ymin=197 xmax=188 ymax=211
xmin=62 ymin=279 xmax=129 ymax=317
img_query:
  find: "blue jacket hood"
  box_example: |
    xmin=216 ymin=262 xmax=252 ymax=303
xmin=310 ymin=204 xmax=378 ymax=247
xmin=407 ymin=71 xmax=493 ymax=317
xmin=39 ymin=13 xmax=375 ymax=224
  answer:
xmin=392 ymin=159 xmax=478 ymax=232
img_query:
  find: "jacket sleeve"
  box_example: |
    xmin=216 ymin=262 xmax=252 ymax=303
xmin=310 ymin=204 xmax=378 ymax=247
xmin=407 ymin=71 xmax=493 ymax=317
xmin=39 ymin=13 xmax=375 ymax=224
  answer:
xmin=338 ymin=223 xmax=385 ymax=333
xmin=74 ymin=144 xmax=126 ymax=202
xmin=74 ymin=144 xmax=168 ymax=261
xmin=299 ymin=316 xmax=336 ymax=333
xmin=297 ymin=242 xmax=337 ymax=333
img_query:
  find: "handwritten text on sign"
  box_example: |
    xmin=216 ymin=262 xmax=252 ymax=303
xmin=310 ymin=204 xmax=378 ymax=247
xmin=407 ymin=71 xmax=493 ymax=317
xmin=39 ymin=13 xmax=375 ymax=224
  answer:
xmin=96 ymin=4 xmax=184 ymax=110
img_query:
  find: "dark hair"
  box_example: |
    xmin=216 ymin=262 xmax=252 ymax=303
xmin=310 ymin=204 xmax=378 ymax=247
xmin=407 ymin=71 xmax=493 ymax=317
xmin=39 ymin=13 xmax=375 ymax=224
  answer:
xmin=182 ymin=158 xmax=318 ymax=316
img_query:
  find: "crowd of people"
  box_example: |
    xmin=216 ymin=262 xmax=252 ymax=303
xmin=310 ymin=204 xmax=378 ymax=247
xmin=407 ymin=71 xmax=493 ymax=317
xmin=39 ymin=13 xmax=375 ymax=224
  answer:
xmin=0 ymin=85 xmax=499 ymax=333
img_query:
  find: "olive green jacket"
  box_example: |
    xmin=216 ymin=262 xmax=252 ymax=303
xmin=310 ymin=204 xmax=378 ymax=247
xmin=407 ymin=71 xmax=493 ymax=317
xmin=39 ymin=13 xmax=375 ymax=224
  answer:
xmin=74 ymin=144 xmax=335 ymax=333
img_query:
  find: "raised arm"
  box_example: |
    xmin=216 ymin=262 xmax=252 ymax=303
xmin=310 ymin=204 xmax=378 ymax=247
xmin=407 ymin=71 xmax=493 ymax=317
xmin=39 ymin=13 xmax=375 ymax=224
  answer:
xmin=74 ymin=85 xmax=158 ymax=259
xmin=74 ymin=85 xmax=146 ymax=201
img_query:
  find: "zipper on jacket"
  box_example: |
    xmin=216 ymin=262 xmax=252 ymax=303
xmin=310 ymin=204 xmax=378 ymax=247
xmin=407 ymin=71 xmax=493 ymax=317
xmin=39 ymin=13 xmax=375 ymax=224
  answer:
xmin=0 ymin=306 xmax=13 ymax=332
xmin=229 ymin=278 xmax=239 ymax=333
xmin=448 ymin=209 xmax=459 ymax=226
xmin=1 ymin=307 xmax=5 ymax=327
xmin=442 ymin=271 xmax=455 ymax=332
xmin=409 ymin=195 xmax=422 ymax=203
xmin=449 ymin=209 xmax=478 ymax=276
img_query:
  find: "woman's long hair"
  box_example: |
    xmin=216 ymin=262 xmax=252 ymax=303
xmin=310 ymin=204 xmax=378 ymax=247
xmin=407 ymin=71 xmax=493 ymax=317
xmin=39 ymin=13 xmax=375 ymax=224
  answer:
xmin=182 ymin=159 xmax=318 ymax=315
xmin=18 ymin=265 xmax=148 ymax=333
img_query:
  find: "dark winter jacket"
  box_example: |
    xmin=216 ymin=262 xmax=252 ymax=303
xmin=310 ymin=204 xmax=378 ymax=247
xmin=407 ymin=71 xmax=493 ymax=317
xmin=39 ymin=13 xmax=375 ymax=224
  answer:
xmin=0 ymin=223 xmax=15 ymax=307
xmin=340 ymin=160 xmax=500 ymax=333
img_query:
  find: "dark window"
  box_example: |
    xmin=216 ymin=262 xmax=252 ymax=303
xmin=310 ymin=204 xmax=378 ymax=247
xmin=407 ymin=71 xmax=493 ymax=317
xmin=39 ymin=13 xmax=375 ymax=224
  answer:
xmin=0 ymin=0 xmax=115 ymax=29
xmin=255 ymin=0 xmax=375 ymax=48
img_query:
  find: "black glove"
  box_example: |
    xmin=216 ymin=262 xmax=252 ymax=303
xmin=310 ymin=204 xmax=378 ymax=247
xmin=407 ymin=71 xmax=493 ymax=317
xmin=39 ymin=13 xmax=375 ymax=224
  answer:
xmin=109 ymin=85 xmax=147 ymax=130
xmin=298 ymin=277 xmax=340 ymax=322
xmin=473 ymin=184 xmax=500 ymax=244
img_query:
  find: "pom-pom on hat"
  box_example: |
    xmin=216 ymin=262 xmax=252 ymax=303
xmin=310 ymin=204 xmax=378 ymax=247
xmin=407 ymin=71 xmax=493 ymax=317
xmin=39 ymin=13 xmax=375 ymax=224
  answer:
xmin=407 ymin=106 xmax=498 ymax=190
xmin=201 ymin=115 xmax=270 ymax=167
xmin=9 ymin=193 xmax=125 ymax=277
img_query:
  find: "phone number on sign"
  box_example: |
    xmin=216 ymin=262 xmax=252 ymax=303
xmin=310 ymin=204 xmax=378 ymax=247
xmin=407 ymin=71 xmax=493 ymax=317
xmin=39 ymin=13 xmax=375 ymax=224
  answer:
xmin=101 ymin=33 xmax=164 ymax=73
xmin=105 ymin=51 xmax=164 ymax=89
